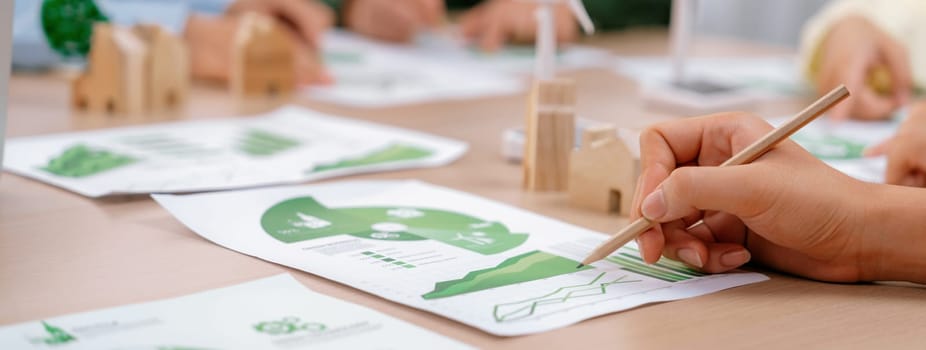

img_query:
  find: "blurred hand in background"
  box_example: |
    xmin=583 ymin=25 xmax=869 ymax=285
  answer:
xmin=815 ymin=15 xmax=912 ymax=121
xmin=186 ymin=0 xmax=335 ymax=85
xmin=459 ymin=0 xmax=580 ymax=52
xmin=866 ymin=101 xmax=926 ymax=187
xmin=343 ymin=0 xmax=446 ymax=43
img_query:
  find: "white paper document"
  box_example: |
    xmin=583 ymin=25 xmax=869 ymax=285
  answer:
xmin=406 ymin=30 xmax=613 ymax=76
xmin=0 ymin=274 xmax=473 ymax=349
xmin=154 ymin=180 xmax=768 ymax=336
xmin=768 ymin=116 xmax=898 ymax=183
xmin=3 ymin=106 xmax=467 ymax=197
xmin=307 ymin=31 xmax=524 ymax=107
xmin=615 ymin=56 xmax=809 ymax=97
xmin=306 ymin=30 xmax=611 ymax=107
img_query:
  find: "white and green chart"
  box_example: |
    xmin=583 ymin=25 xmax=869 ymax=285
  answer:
xmin=309 ymin=30 xmax=610 ymax=107
xmin=2 ymin=106 xmax=466 ymax=197
xmin=0 ymin=274 xmax=473 ymax=349
xmin=311 ymin=30 xmax=523 ymax=108
xmin=615 ymin=56 xmax=809 ymax=97
xmin=153 ymin=180 xmax=768 ymax=336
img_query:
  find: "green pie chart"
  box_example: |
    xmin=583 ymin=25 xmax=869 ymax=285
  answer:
xmin=261 ymin=197 xmax=528 ymax=255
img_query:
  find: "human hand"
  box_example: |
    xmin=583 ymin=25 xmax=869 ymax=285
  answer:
xmin=459 ymin=0 xmax=579 ymax=52
xmin=865 ymin=101 xmax=926 ymax=187
xmin=817 ymin=15 xmax=912 ymax=120
xmin=185 ymin=0 xmax=334 ymax=85
xmin=227 ymin=0 xmax=335 ymax=49
xmin=343 ymin=0 xmax=445 ymax=42
xmin=629 ymin=113 xmax=880 ymax=282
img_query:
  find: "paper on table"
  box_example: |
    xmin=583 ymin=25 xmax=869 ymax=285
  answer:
xmin=0 ymin=274 xmax=473 ymax=349
xmin=307 ymin=30 xmax=525 ymax=108
xmin=154 ymin=180 xmax=768 ymax=336
xmin=406 ymin=30 xmax=613 ymax=75
xmin=768 ymin=116 xmax=899 ymax=183
xmin=2 ymin=106 xmax=467 ymax=197
xmin=615 ymin=56 xmax=809 ymax=97
xmin=306 ymin=30 xmax=612 ymax=107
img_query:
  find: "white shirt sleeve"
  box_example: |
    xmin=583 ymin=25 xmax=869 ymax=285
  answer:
xmin=799 ymin=0 xmax=926 ymax=88
xmin=12 ymin=0 xmax=233 ymax=69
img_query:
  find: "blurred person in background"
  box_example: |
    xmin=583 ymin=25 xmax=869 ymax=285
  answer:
xmin=799 ymin=0 xmax=926 ymax=187
xmin=12 ymin=0 xmax=334 ymax=84
xmin=333 ymin=0 xmax=670 ymax=49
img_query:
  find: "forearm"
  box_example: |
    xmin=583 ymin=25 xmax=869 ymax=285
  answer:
xmin=862 ymin=183 xmax=926 ymax=283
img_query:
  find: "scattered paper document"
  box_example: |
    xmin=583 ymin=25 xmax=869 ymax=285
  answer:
xmin=0 ymin=274 xmax=473 ymax=349
xmin=307 ymin=31 xmax=524 ymax=107
xmin=154 ymin=180 xmax=768 ymax=336
xmin=3 ymin=106 xmax=467 ymax=197
xmin=407 ymin=30 xmax=613 ymax=75
xmin=615 ymin=56 xmax=809 ymax=97
xmin=306 ymin=30 xmax=613 ymax=107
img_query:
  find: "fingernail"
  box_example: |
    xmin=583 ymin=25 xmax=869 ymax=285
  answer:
xmin=677 ymin=248 xmax=703 ymax=268
xmin=720 ymin=249 xmax=751 ymax=268
xmin=641 ymin=189 xmax=666 ymax=220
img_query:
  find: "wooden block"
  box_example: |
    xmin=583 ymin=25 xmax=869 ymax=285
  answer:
xmin=231 ymin=13 xmax=296 ymax=98
xmin=567 ymin=125 xmax=639 ymax=216
xmin=71 ymin=23 xmax=148 ymax=115
xmin=523 ymin=79 xmax=576 ymax=191
xmin=133 ymin=24 xmax=189 ymax=111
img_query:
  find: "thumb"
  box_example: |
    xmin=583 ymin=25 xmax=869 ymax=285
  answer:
xmin=641 ymin=166 xmax=766 ymax=222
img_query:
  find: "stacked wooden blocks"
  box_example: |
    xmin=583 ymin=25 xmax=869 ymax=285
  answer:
xmin=523 ymin=79 xmax=576 ymax=192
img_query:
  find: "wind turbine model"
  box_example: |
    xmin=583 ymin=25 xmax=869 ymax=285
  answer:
xmin=643 ymin=0 xmax=755 ymax=114
xmin=531 ymin=0 xmax=596 ymax=80
xmin=522 ymin=0 xmax=595 ymax=192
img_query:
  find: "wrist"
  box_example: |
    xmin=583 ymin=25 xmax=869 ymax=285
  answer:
xmin=860 ymin=183 xmax=926 ymax=283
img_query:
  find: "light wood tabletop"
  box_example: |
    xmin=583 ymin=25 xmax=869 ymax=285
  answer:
xmin=2 ymin=29 xmax=924 ymax=349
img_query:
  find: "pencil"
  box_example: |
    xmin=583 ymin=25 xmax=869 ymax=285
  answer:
xmin=577 ymin=84 xmax=851 ymax=268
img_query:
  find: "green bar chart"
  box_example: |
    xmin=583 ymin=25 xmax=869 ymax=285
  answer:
xmin=606 ymin=248 xmax=704 ymax=283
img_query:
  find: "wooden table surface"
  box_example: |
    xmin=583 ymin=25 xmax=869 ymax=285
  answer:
xmin=2 ymin=30 xmax=924 ymax=349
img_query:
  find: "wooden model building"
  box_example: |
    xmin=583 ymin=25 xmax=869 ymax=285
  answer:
xmin=72 ymin=24 xmax=146 ymax=114
xmin=133 ymin=24 xmax=189 ymax=111
xmin=522 ymin=79 xmax=576 ymax=191
xmin=230 ymin=13 xmax=295 ymax=98
xmin=72 ymin=23 xmax=189 ymax=115
xmin=568 ymin=125 xmax=640 ymax=216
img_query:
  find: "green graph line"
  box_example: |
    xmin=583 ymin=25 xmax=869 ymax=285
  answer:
xmin=309 ymin=143 xmax=433 ymax=173
xmin=421 ymin=251 xmax=591 ymax=300
xmin=492 ymin=272 xmax=641 ymax=322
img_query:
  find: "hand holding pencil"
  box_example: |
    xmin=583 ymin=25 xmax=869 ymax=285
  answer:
xmin=579 ymin=86 xmax=914 ymax=283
